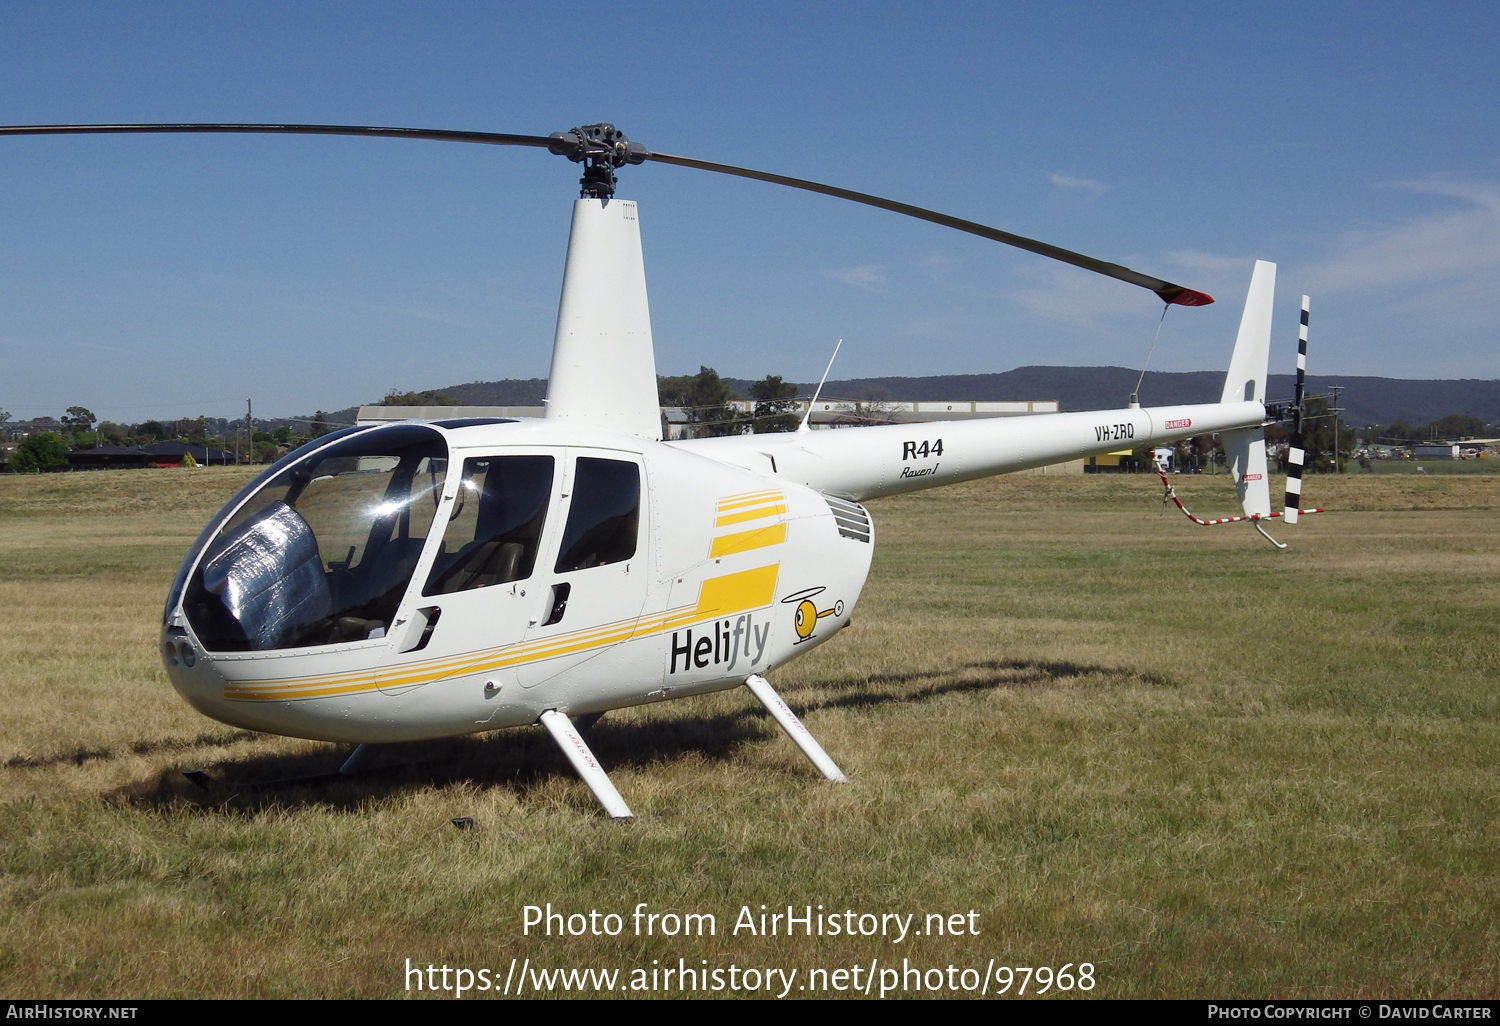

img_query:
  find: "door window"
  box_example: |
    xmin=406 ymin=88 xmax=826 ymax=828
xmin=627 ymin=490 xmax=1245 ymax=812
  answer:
xmin=425 ymin=455 xmax=555 ymax=595
xmin=554 ymin=457 xmax=640 ymax=573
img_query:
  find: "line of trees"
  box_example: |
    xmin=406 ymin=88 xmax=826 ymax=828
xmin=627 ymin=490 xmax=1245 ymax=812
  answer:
xmin=1357 ymin=414 xmax=1492 ymax=445
xmin=658 ymin=368 xmax=807 ymax=437
xmin=1 ymin=403 xmax=343 ymax=471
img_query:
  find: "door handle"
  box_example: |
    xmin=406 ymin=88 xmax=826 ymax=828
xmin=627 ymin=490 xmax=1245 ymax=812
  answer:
xmin=396 ymin=606 xmax=441 ymax=653
xmin=543 ymin=583 xmax=570 ymax=626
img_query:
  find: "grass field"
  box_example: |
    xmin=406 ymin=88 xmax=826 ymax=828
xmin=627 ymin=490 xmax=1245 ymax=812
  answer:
xmin=1 ymin=466 xmax=1497 ymax=999
xmin=1362 ymin=459 xmax=1500 ymax=475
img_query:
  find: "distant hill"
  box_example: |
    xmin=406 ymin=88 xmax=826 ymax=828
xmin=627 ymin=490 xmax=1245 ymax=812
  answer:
xmin=289 ymin=368 xmax=1500 ymax=430
xmin=732 ymin=369 xmax=1500 ymax=428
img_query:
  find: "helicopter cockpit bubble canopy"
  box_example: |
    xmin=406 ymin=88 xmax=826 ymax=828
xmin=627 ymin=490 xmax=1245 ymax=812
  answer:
xmin=179 ymin=424 xmax=452 ymax=652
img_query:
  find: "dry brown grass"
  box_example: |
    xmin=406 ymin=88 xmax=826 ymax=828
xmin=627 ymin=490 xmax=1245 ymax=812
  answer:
xmin=1 ymin=466 xmax=1497 ymax=998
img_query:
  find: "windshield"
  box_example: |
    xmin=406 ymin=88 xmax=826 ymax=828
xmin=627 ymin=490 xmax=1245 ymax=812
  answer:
xmin=182 ymin=424 xmax=448 ymax=651
xmin=162 ymin=425 xmax=374 ymax=625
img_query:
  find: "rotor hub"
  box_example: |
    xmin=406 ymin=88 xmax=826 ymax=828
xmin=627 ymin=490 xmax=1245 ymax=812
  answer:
xmin=547 ymin=124 xmax=649 ymax=199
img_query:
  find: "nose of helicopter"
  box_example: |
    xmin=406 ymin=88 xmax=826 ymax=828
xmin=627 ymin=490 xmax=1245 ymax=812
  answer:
xmin=160 ymin=625 xmax=224 ymax=718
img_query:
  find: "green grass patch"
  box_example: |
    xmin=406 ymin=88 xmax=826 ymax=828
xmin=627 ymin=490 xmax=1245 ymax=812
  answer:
xmin=0 ymin=468 xmax=1496 ymax=997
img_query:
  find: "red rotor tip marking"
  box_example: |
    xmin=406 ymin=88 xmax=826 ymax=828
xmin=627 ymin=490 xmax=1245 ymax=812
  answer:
xmin=1158 ymin=287 xmax=1215 ymax=307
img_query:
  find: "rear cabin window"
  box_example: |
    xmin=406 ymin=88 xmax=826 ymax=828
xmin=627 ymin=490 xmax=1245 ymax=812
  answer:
xmin=425 ymin=455 xmax=554 ymax=595
xmin=555 ymin=457 xmax=640 ymax=573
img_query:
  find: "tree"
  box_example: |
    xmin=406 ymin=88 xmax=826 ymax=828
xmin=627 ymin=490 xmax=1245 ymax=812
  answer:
xmin=10 ymin=432 xmax=69 ymax=473
xmin=834 ymin=391 xmax=898 ymax=426
xmin=748 ymin=375 xmax=801 ymax=433
xmin=139 ymin=420 xmax=170 ymax=442
xmin=175 ymin=417 xmax=208 ymax=444
xmin=1173 ymin=434 xmax=1221 ymax=473
xmin=1431 ymin=414 xmax=1487 ymax=439
xmin=180 ymin=450 xmax=199 ymax=469
xmin=272 ymin=426 xmax=292 ymax=444
xmin=382 ymin=389 xmax=458 ymax=406
xmin=311 ymin=412 xmax=329 ymax=437
xmin=62 ymin=406 xmax=96 ymax=436
xmin=658 ymin=367 xmax=739 ymax=438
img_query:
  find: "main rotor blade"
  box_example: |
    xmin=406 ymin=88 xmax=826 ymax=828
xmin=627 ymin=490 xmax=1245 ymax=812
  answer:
xmin=0 ymin=122 xmax=1214 ymax=306
xmin=647 ymin=151 xmax=1213 ymax=306
xmin=0 ymin=123 xmax=554 ymax=150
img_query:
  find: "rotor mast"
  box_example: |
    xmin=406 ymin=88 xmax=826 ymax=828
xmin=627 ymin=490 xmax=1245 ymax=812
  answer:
xmin=538 ymin=127 xmax=662 ymax=439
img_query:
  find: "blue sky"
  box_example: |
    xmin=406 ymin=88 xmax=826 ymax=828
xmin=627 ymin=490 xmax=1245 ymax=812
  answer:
xmin=1 ymin=2 xmax=1496 ymax=422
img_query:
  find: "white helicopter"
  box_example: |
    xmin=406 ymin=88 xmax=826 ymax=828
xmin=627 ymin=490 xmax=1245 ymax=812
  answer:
xmin=3 ymin=122 xmax=1311 ymax=818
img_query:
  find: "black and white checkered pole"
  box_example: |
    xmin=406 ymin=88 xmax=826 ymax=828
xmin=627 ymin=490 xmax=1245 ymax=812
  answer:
xmin=1283 ymin=296 xmax=1309 ymax=524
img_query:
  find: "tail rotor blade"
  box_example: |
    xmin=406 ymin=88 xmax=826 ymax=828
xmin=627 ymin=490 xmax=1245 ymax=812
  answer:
xmin=1283 ymin=296 xmax=1310 ymax=524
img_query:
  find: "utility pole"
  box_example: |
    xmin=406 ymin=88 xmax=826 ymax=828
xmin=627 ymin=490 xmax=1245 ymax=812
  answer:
xmin=1329 ymin=385 xmax=1345 ymax=473
xmin=245 ymin=398 xmax=253 ymax=466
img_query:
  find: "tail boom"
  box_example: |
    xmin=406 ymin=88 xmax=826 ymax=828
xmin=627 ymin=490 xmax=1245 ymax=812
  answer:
xmin=678 ymin=399 xmax=1264 ymax=501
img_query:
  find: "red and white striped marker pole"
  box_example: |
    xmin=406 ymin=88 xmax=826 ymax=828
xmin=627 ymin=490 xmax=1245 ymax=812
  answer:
xmin=1158 ymin=468 xmax=1322 ymax=526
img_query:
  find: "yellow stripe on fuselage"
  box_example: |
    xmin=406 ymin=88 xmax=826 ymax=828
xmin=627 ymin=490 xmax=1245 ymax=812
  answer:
xmin=709 ymin=523 xmax=786 ymax=558
xmin=715 ymin=503 xmax=786 ymax=527
xmin=693 ymin=564 xmax=779 ymax=618
xmin=716 ymin=489 xmax=782 ymax=512
xmin=714 ymin=490 xmax=784 ymax=525
xmin=223 ymin=564 xmax=781 ymax=702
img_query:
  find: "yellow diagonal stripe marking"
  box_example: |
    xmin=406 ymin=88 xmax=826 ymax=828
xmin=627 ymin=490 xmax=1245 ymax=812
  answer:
xmin=694 ymin=564 xmax=779 ymax=618
xmin=716 ymin=489 xmax=783 ymax=512
xmin=715 ymin=503 xmax=786 ymax=527
xmin=709 ymin=523 xmax=786 ymax=558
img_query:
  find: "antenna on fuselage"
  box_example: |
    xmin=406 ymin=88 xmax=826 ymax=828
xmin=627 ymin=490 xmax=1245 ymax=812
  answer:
xmin=798 ymin=338 xmax=843 ymax=433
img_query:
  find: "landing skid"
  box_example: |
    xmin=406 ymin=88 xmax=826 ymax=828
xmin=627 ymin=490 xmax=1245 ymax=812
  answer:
xmin=183 ymin=685 xmax=845 ymax=810
xmin=539 ymin=710 xmax=634 ymax=819
xmin=744 ymin=674 xmax=848 ymax=783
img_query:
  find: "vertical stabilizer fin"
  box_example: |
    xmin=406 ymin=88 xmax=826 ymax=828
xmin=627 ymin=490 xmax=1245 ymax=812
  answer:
xmin=1222 ymin=426 xmax=1271 ymax=518
xmin=545 ymin=199 xmax=662 ymax=439
xmin=1221 ymin=260 xmax=1276 ymax=406
xmin=1219 ymin=260 xmax=1275 ymax=519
